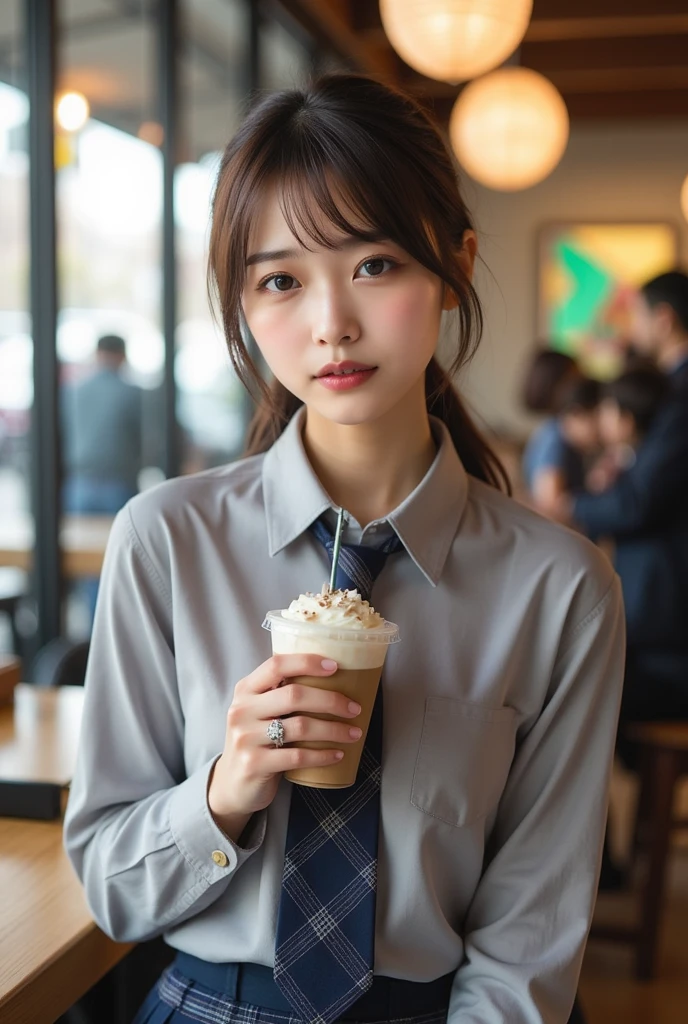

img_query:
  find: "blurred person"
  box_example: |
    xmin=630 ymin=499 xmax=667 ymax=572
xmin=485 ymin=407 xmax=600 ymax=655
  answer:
xmin=586 ymin=367 xmax=668 ymax=493
xmin=62 ymin=334 xmax=143 ymax=628
xmin=523 ymin=373 xmax=601 ymax=518
xmin=632 ymin=270 xmax=688 ymax=390
xmin=521 ymin=347 xmax=579 ymax=416
xmin=560 ymin=270 xmax=688 ymax=761
xmin=520 ymin=349 xmax=578 ymax=498
xmin=556 ymin=278 xmax=688 ymax=887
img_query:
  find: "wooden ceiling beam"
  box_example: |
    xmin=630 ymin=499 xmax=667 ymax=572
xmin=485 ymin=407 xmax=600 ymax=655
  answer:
xmin=401 ymin=64 xmax=688 ymax=99
xmin=358 ymin=16 xmax=688 ymax=50
xmin=521 ymin=35 xmax=688 ymax=72
xmin=350 ymin=1 xmax=688 ymax=40
xmin=531 ymin=0 xmax=688 ymax=18
xmin=421 ymin=88 xmax=688 ymax=125
xmin=525 ymin=15 xmax=688 ymax=42
xmin=548 ymin=66 xmax=688 ymax=94
xmin=565 ymin=89 xmax=688 ymax=117
xmin=288 ymin=1 xmax=688 ymax=121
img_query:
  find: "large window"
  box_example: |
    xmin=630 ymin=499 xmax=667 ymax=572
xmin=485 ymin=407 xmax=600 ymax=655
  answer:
xmin=0 ymin=0 xmax=323 ymax=652
xmin=57 ymin=0 xmax=163 ymax=637
xmin=0 ymin=1 xmax=31 ymax=655
xmin=174 ymin=0 xmax=250 ymax=471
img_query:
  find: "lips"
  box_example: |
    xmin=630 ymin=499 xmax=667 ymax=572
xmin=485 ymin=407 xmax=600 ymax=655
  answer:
xmin=316 ymin=361 xmax=376 ymax=378
xmin=315 ymin=363 xmax=378 ymax=392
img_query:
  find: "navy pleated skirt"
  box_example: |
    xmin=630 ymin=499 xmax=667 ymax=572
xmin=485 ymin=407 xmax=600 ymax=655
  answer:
xmin=132 ymin=965 xmax=449 ymax=1024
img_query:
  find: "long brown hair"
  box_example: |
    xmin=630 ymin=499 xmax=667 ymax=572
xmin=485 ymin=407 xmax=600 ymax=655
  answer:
xmin=208 ymin=73 xmax=509 ymax=492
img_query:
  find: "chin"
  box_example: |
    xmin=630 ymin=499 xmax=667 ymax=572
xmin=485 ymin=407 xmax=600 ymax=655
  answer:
xmin=309 ymin=392 xmax=399 ymax=427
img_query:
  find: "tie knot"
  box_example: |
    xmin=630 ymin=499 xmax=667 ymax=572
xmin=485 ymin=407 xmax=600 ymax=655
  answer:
xmin=309 ymin=516 xmax=403 ymax=604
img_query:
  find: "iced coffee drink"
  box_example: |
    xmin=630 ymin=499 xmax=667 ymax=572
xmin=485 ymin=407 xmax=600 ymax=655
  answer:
xmin=263 ymin=586 xmax=400 ymax=788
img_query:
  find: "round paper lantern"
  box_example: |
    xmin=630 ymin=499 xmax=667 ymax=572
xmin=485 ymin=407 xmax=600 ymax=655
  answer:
xmin=449 ymin=67 xmax=569 ymax=191
xmin=681 ymin=174 xmax=688 ymax=223
xmin=379 ymin=0 xmax=533 ymax=83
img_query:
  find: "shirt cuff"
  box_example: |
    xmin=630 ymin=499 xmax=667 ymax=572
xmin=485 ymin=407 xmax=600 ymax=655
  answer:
xmin=168 ymin=756 xmax=267 ymax=886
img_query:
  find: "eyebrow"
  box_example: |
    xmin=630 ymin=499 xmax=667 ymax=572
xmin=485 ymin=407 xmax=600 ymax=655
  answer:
xmin=245 ymin=233 xmax=389 ymax=267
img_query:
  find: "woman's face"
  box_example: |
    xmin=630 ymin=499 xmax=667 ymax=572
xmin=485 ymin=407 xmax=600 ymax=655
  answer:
xmin=241 ymin=185 xmax=454 ymax=427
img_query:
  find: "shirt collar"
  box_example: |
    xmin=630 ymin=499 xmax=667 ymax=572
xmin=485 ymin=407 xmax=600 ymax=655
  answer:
xmin=262 ymin=407 xmax=468 ymax=586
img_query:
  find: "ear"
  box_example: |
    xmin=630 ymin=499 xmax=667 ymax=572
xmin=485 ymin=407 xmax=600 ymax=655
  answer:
xmin=459 ymin=229 xmax=478 ymax=281
xmin=442 ymin=229 xmax=478 ymax=311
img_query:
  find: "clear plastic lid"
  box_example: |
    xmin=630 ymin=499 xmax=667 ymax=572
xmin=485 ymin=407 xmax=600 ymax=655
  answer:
xmin=262 ymin=610 xmax=401 ymax=644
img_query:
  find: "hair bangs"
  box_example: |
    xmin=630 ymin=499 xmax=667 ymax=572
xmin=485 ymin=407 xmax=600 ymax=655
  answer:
xmin=268 ymin=120 xmax=440 ymax=275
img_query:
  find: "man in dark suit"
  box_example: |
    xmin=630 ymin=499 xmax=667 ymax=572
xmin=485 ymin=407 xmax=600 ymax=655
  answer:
xmin=571 ymin=271 xmax=688 ymax=746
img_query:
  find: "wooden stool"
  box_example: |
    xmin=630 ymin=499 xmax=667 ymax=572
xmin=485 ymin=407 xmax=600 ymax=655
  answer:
xmin=592 ymin=721 xmax=688 ymax=979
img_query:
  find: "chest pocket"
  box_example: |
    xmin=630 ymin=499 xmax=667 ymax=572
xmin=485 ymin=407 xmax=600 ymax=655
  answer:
xmin=411 ymin=697 xmax=517 ymax=827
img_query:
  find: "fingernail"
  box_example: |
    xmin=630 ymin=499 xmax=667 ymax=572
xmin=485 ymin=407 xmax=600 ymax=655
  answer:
xmin=348 ymin=701 xmax=361 ymax=715
xmin=349 ymin=727 xmax=362 ymax=739
xmin=334 ymin=751 xmax=344 ymax=759
xmin=321 ymin=659 xmax=337 ymax=671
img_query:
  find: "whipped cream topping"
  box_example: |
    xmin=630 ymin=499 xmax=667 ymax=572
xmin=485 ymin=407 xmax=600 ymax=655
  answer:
xmin=282 ymin=583 xmax=384 ymax=629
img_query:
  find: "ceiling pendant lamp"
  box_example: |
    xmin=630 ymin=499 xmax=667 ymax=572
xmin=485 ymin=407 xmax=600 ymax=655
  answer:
xmin=55 ymin=91 xmax=90 ymax=132
xmin=449 ymin=67 xmax=570 ymax=192
xmin=379 ymin=0 xmax=533 ymax=84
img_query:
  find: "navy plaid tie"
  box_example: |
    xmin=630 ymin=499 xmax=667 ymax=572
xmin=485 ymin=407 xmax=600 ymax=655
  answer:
xmin=273 ymin=516 xmax=403 ymax=1024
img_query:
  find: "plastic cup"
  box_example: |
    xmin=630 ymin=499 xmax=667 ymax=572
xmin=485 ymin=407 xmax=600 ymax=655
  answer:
xmin=263 ymin=611 xmax=400 ymax=788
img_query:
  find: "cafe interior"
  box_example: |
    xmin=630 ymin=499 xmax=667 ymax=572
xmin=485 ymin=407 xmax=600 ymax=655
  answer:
xmin=1 ymin=2 xmax=688 ymax=1022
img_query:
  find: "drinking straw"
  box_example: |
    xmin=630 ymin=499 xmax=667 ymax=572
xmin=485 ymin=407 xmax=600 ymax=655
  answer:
xmin=329 ymin=507 xmax=346 ymax=591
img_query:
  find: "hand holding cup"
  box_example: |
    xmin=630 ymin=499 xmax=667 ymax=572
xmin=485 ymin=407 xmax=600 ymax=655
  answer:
xmin=208 ymin=653 xmax=363 ymax=838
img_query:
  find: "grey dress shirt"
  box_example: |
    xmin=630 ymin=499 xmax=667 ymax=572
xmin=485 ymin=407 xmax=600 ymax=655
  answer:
xmin=64 ymin=409 xmax=625 ymax=1024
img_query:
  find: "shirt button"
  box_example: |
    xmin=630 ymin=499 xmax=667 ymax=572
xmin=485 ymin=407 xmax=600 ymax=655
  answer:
xmin=211 ymin=850 xmax=229 ymax=868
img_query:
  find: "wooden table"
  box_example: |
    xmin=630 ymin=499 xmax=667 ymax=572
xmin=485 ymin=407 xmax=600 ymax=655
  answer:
xmin=0 ymin=686 xmax=133 ymax=1023
xmin=0 ymin=655 xmax=20 ymax=705
xmin=0 ymin=515 xmax=113 ymax=578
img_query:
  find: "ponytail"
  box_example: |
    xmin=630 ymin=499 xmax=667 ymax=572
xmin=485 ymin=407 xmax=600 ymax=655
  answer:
xmin=244 ymin=359 xmax=511 ymax=495
xmin=424 ymin=358 xmax=510 ymax=493
xmin=244 ymin=379 xmax=303 ymax=458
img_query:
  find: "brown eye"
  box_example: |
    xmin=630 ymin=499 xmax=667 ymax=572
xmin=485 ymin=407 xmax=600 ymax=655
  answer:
xmin=264 ymin=274 xmax=296 ymax=292
xmin=357 ymin=257 xmax=395 ymax=279
xmin=362 ymin=259 xmax=385 ymax=277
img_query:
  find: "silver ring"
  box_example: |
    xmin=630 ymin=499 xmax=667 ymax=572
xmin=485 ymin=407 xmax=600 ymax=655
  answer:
xmin=267 ymin=718 xmax=285 ymax=748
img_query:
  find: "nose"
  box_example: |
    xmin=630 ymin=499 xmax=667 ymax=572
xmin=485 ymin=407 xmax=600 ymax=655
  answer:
xmin=310 ymin=285 xmax=361 ymax=348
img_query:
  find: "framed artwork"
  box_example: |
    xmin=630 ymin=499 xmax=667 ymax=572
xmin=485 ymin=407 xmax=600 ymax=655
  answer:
xmin=537 ymin=222 xmax=679 ymax=378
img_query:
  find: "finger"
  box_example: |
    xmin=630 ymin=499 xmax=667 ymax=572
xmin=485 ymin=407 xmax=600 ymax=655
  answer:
xmin=259 ymin=715 xmax=363 ymax=748
xmin=239 ymin=654 xmax=339 ymax=696
xmin=258 ymin=682 xmax=362 ymax=721
xmin=265 ymin=746 xmax=347 ymax=773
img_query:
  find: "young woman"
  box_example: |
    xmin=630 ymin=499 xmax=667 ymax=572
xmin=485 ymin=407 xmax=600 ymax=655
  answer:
xmin=64 ymin=75 xmax=624 ymax=1024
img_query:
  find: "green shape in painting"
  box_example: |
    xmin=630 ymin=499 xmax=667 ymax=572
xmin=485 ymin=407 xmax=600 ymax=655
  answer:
xmin=552 ymin=240 xmax=613 ymax=346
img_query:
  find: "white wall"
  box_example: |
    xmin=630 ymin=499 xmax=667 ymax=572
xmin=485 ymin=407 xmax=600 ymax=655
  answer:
xmin=454 ymin=120 xmax=688 ymax=438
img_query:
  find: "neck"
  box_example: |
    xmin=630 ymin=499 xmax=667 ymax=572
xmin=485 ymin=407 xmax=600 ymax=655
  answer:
xmin=302 ymin=381 xmax=436 ymax=528
xmin=657 ymin=335 xmax=688 ymax=373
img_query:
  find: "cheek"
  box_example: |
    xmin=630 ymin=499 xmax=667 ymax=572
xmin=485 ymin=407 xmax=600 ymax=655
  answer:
xmin=243 ymin=303 xmax=302 ymax=373
xmin=372 ymin=280 xmax=442 ymax=350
